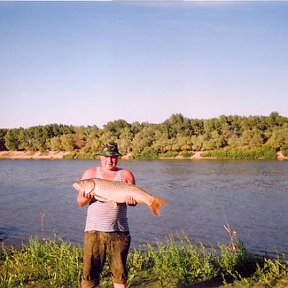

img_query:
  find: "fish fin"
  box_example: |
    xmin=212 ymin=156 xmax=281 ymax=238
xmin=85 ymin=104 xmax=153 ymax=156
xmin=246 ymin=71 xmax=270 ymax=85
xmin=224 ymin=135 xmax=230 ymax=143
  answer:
xmin=109 ymin=201 xmax=117 ymax=208
xmin=93 ymin=193 xmax=109 ymax=202
xmin=149 ymin=197 xmax=167 ymax=216
xmin=93 ymin=194 xmax=117 ymax=208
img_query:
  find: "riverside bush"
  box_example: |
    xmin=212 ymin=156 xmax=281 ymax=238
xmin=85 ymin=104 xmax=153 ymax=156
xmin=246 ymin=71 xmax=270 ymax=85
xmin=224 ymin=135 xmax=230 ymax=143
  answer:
xmin=160 ymin=151 xmax=179 ymax=158
xmin=202 ymin=147 xmax=276 ymax=160
xmin=0 ymin=236 xmax=82 ymax=287
xmin=181 ymin=151 xmax=193 ymax=158
xmin=131 ymin=148 xmax=159 ymax=160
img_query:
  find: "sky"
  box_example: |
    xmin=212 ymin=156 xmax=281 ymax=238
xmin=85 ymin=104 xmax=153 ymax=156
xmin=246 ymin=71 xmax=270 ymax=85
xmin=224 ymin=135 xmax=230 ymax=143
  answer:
xmin=1 ymin=1 xmax=288 ymax=129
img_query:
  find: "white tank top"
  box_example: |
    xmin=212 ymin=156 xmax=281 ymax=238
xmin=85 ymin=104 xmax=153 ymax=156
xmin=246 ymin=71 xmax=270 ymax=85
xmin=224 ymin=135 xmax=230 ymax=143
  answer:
xmin=84 ymin=167 xmax=129 ymax=232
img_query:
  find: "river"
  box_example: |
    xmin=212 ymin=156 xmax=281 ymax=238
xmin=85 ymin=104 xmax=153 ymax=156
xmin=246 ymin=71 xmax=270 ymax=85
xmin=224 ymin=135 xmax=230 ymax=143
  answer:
xmin=0 ymin=159 xmax=287 ymax=256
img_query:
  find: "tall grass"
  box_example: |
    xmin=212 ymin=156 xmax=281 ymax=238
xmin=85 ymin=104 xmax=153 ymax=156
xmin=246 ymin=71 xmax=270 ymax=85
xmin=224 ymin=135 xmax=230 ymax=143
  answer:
xmin=1 ymin=234 xmax=287 ymax=288
xmin=127 ymin=236 xmax=266 ymax=287
xmin=202 ymin=147 xmax=276 ymax=160
xmin=0 ymin=235 xmax=82 ymax=288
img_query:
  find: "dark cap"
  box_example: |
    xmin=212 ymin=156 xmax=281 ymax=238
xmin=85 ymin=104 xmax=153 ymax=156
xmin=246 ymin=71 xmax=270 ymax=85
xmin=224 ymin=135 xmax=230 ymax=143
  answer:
xmin=97 ymin=141 xmax=122 ymax=157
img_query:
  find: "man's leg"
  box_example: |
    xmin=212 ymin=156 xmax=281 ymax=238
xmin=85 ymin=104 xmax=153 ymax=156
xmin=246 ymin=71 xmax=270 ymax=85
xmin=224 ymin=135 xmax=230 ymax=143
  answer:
xmin=108 ymin=232 xmax=131 ymax=288
xmin=81 ymin=231 xmax=106 ymax=288
xmin=113 ymin=283 xmax=126 ymax=288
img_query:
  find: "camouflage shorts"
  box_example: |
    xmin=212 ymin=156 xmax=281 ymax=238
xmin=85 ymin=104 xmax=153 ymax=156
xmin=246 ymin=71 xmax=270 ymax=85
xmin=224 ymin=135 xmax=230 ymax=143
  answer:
xmin=81 ymin=231 xmax=131 ymax=288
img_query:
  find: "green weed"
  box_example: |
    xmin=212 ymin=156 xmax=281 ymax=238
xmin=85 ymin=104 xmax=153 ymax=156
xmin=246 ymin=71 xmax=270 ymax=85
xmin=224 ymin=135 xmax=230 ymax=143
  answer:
xmin=1 ymin=234 xmax=287 ymax=288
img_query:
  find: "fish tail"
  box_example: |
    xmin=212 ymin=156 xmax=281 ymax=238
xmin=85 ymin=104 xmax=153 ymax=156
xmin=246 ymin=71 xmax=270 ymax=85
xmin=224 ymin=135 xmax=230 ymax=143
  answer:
xmin=149 ymin=197 xmax=167 ymax=216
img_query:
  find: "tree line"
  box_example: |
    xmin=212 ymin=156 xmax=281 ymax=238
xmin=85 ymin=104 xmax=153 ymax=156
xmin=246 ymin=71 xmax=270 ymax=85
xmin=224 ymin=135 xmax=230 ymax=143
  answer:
xmin=1 ymin=112 xmax=288 ymax=159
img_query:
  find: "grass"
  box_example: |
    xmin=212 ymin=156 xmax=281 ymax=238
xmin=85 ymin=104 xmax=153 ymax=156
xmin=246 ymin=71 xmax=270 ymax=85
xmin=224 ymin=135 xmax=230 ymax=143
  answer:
xmin=1 ymin=234 xmax=287 ymax=288
xmin=202 ymin=147 xmax=276 ymax=160
xmin=0 ymin=235 xmax=82 ymax=288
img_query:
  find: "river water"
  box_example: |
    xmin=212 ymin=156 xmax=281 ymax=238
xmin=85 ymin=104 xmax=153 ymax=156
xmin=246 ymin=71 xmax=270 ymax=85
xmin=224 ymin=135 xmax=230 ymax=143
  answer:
xmin=0 ymin=159 xmax=287 ymax=256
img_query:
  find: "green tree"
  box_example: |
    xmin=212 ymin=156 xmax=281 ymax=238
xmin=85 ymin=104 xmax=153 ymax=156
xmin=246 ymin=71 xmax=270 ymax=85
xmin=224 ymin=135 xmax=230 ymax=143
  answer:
xmin=266 ymin=127 xmax=288 ymax=150
xmin=4 ymin=129 xmax=22 ymax=150
xmin=190 ymin=119 xmax=204 ymax=136
xmin=176 ymin=136 xmax=192 ymax=152
xmin=47 ymin=137 xmax=62 ymax=151
xmin=118 ymin=127 xmax=134 ymax=155
xmin=132 ymin=125 xmax=157 ymax=151
xmin=80 ymin=126 xmax=101 ymax=154
xmin=153 ymin=130 xmax=170 ymax=153
xmin=0 ymin=129 xmax=8 ymax=150
xmin=61 ymin=134 xmax=76 ymax=151
xmin=18 ymin=129 xmax=32 ymax=151
xmin=191 ymin=135 xmax=204 ymax=151
xmin=99 ymin=131 xmax=117 ymax=146
xmin=208 ymin=130 xmax=226 ymax=149
xmin=227 ymin=135 xmax=240 ymax=148
xmin=2 ymin=112 xmax=288 ymax=158
xmin=102 ymin=119 xmax=131 ymax=138
xmin=163 ymin=113 xmax=191 ymax=138
xmin=240 ymin=128 xmax=264 ymax=148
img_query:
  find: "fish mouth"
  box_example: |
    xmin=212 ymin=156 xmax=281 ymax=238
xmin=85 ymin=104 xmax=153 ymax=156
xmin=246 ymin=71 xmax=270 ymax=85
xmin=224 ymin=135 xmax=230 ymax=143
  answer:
xmin=72 ymin=183 xmax=78 ymax=189
xmin=73 ymin=182 xmax=84 ymax=192
xmin=72 ymin=180 xmax=95 ymax=195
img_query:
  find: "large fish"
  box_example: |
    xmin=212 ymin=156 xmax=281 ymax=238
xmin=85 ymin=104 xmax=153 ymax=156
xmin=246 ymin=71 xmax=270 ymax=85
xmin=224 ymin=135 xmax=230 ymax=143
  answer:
xmin=73 ymin=178 xmax=167 ymax=216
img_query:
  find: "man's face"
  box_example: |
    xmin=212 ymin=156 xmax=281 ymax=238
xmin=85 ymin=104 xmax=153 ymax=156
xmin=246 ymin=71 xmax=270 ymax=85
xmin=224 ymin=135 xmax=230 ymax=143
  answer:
xmin=100 ymin=155 xmax=118 ymax=171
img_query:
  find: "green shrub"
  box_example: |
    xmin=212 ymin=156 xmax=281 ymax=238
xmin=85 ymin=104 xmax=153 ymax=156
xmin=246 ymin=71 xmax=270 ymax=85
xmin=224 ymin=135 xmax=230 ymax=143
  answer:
xmin=131 ymin=148 xmax=159 ymax=160
xmin=181 ymin=151 xmax=193 ymax=158
xmin=160 ymin=151 xmax=179 ymax=158
xmin=219 ymin=241 xmax=259 ymax=283
xmin=202 ymin=148 xmax=276 ymax=160
xmin=0 ymin=236 xmax=82 ymax=288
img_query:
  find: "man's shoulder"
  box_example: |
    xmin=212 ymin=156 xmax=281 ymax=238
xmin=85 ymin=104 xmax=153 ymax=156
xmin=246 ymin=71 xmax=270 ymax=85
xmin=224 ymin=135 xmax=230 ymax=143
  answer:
xmin=120 ymin=168 xmax=135 ymax=184
xmin=81 ymin=167 xmax=97 ymax=180
xmin=119 ymin=167 xmax=133 ymax=176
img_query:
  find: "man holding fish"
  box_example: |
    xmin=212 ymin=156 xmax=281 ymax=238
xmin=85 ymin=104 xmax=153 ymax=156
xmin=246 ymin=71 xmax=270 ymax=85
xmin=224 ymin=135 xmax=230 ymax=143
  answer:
xmin=76 ymin=141 xmax=137 ymax=288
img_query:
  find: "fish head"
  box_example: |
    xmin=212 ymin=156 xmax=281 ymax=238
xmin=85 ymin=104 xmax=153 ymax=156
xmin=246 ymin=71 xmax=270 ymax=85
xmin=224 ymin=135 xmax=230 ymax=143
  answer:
xmin=73 ymin=179 xmax=95 ymax=195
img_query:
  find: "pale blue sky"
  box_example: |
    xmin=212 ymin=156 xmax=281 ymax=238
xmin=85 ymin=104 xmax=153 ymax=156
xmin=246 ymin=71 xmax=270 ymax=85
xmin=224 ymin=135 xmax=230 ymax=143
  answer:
xmin=1 ymin=1 xmax=288 ymax=129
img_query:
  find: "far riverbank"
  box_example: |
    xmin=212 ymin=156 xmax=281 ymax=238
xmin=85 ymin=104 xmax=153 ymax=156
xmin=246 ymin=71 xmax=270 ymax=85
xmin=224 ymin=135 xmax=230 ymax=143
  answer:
xmin=0 ymin=150 xmax=287 ymax=160
xmin=0 ymin=151 xmax=70 ymax=160
xmin=0 ymin=150 xmax=209 ymax=160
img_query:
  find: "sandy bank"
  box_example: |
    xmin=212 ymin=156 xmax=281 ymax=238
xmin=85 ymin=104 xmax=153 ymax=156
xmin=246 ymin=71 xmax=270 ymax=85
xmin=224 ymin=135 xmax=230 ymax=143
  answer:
xmin=276 ymin=150 xmax=287 ymax=160
xmin=0 ymin=151 xmax=209 ymax=160
xmin=0 ymin=151 xmax=70 ymax=160
xmin=0 ymin=150 xmax=286 ymax=160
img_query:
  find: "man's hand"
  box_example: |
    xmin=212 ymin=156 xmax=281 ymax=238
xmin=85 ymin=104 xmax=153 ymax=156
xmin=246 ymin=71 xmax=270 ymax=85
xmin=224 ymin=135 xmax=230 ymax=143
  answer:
xmin=126 ymin=196 xmax=137 ymax=206
xmin=77 ymin=191 xmax=94 ymax=206
xmin=82 ymin=192 xmax=94 ymax=199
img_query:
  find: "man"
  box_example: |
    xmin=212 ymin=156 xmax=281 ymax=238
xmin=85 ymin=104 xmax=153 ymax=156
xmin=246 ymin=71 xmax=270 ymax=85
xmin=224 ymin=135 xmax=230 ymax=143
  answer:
xmin=77 ymin=141 xmax=136 ymax=288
